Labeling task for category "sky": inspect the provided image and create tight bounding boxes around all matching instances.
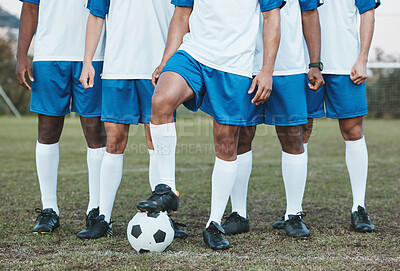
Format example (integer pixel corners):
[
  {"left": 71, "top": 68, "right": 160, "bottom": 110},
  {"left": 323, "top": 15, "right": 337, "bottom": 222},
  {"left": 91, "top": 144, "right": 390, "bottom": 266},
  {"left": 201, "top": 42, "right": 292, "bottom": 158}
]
[{"left": 1, "top": 0, "right": 399, "bottom": 60}]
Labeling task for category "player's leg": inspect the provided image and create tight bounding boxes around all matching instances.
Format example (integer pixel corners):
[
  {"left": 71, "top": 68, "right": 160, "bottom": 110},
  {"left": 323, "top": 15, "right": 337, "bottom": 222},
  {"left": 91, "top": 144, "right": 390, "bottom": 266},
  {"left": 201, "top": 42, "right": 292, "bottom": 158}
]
[
  {"left": 80, "top": 116, "right": 106, "bottom": 219},
  {"left": 138, "top": 79, "right": 188, "bottom": 239},
  {"left": 34, "top": 114, "right": 65, "bottom": 233},
  {"left": 203, "top": 121, "right": 240, "bottom": 250},
  {"left": 324, "top": 75, "right": 374, "bottom": 232},
  {"left": 31, "top": 61, "right": 73, "bottom": 233},
  {"left": 136, "top": 52, "right": 200, "bottom": 214},
  {"left": 222, "top": 126, "right": 256, "bottom": 235}
]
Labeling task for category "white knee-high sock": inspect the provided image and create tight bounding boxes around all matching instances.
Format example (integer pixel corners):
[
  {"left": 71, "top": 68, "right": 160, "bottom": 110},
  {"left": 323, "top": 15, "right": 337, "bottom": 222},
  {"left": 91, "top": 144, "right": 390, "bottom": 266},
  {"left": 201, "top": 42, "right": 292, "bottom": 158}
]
[
  {"left": 36, "top": 141, "right": 60, "bottom": 215},
  {"left": 303, "top": 142, "right": 308, "bottom": 154},
  {"left": 345, "top": 137, "right": 368, "bottom": 212},
  {"left": 282, "top": 151, "right": 307, "bottom": 220},
  {"left": 149, "top": 123, "right": 176, "bottom": 192},
  {"left": 99, "top": 152, "right": 124, "bottom": 223},
  {"left": 207, "top": 157, "right": 238, "bottom": 227},
  {"left": 148, "top": 149, "right": 160, "bottom": 191},
  {"left": 230, "top": 151, "right": 252, "bottom": 218},
  {"left": 86, "top": 147, "right": 105, "bottom": 214}
]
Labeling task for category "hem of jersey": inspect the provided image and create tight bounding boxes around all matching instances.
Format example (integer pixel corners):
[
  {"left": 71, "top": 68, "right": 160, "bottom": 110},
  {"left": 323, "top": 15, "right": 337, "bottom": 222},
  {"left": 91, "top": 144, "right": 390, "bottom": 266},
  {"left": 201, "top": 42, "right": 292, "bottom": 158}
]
[
  {"left": 30, "top": 108, "right": 70, "bottom": 117},
  {"left": 101, "top": 74, "right": 152, "bottom": 80},
  {"left": 101, "top": 117, "right": 140, "bottom": 125},
  {"left": 263, "top": 120, "right": 308, "bottom": 126},
  {"left": 33, "top": 57, "right": 104, "bottom": 62},
  {"left": 326, "top": 110, "right": 368, "bottom": 119},
  {"left": 322, "top": 70, "right": 351, "bottom": 75},
  {"left": 180, "top": 50, "right": 252, "bottom": 78},
  {"left": 253, "top": 69, "right": 307, "bottom": 77}
]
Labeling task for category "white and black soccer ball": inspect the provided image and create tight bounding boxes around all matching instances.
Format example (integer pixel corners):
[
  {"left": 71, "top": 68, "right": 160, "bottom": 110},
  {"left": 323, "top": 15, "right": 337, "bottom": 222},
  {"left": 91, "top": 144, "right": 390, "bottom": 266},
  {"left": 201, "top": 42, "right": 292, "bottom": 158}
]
[{"left": 127, "top": 212, "right": 174, "bottom": 253}]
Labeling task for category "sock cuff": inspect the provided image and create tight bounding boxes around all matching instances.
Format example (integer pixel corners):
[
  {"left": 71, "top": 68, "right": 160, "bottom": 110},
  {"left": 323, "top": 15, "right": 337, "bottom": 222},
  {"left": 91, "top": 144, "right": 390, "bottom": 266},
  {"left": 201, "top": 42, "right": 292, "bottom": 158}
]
[
  {"left": 148, "top": 149, "right": 155, "bottom": 155},
  {"left": 104, "top": 151, "right": 124, "bottom": 159},
  {"left": 237, "top": 150, "right": 252, "bottom": 163},
  {"left": 215, "top": 157, "right": 238, "bottom": 172},
  {"left": 36, "top": 141, "right": 59, "bottom": 155},
  {"left": 282, "top": 151, "right": 307, "bottom": 164},
  {"left": 150, "top": 122, "right": 176, "bottom": 136},
  {"left": 345, "top": 136, "right": 366, "bottom": 150},
  {"left": 87, "top": 146, "right": 106, "bottom": 156}
]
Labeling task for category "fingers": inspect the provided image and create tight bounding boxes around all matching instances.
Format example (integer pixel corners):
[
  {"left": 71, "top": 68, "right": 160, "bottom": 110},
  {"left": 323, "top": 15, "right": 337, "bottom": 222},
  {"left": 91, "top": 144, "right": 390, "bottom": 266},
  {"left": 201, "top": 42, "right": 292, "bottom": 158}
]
[
  {"left": 17, "top": 69, "right": 31, "bottom": 90},
  {"left": 152, "top": 68, "right": 160, "bottom": 87},
  {"left": 80, "top": 74, "right": 90, "bottom": 89},
  {"left": 353, "top": 76, "right": 367, "bottom": 85},
  {"left": 27, "top": 66, "right": 34, "bottom": 82},
  {"left": 248, "top": 79, "right": 257, "bottom": 94},
  {"left": 251, "top": 85, "right": 263, "bottom": 104},
  {"left": 88, "top": 74, "right": 95, "bottom": 88}
]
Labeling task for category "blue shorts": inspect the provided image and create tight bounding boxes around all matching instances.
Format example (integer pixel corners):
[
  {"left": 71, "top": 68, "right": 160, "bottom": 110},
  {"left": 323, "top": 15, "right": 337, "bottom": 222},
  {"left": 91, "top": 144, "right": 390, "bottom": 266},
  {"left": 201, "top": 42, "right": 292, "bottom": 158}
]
[
  {"left": 162, "top": 50, "right": 263, "bottom": 126},
  {"left": 31, "top": 61, "right": 103, "bottom": 117},
  {"left": 307, "top": 74, "right": 368, "bottom": 119},
  {"left": 263, "top": 74, "right": 308, "bottom": 126},
  {"left": 101, "top": 79, "right": 153, "bottom": 125}
]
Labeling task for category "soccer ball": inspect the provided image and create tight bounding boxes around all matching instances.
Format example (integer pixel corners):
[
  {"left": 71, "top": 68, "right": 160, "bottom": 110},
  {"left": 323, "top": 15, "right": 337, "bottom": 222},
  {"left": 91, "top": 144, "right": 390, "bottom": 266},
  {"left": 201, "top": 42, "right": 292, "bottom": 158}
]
[{"left": 127, "top": 212, "right": 174, "bottom": 253}]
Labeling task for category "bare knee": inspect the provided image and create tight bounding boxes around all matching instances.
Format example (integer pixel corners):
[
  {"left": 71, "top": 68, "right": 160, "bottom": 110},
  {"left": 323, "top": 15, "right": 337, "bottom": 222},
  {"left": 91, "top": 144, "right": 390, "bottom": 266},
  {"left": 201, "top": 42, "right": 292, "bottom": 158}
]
[
  {"left": 237, "top": 126, "right": 256, "bottom": 155},
  {"left": 276, "top": 125, "right": 304, "bottom": 154},
  {"left": 38, "top": 115, "right": 64, "bottom": 144},
  {"left": 302, "top": 118, "right": 314, "bottom": 143},
  {"left": 81, "top": 117, "right": 106, "bottom": 148},
  {"left": 151, "top": 92, "right": 176, "bottom": 124},
  {"left": 339, "top": 117, "right": 363, "bottom": 141},
  {"left": 105, "top": 124, "right": 129, "bottom": 154},
  {"left": 214, "top": 124, "right": 240, "bottom": 161}
]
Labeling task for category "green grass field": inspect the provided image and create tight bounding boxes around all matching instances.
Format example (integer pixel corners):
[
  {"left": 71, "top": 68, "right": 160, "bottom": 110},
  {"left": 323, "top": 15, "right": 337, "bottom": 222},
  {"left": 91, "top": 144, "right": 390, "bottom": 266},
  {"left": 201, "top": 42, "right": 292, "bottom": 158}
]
[{"left": 0, "top": 116, "right": 399, "bottom": 270}]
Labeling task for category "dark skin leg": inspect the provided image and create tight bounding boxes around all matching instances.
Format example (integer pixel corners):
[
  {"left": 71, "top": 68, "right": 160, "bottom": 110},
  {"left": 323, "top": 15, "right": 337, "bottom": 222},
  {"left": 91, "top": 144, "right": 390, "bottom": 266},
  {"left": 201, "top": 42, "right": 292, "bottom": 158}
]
[
  {"left": 237, "top": 126, "right": 256, "bottom": 155},
  {"left": 275, "top": 125, "right": 304, "bottom": 154},
  {"left": 80, "top": 116, "right": 106, "bottom": 149},
  {"left": 144, "top": 123, "right": 154, "bottom": 150},
  {"left": 151, "top": 71, "right": 195, "bottom": 125},
  {"left": 339, "top": 116, "right": 364, "bottom": 141},
  {"left": 37, "top": 114, "right": 65, "bottom": 144},
  {"left": 104, "top": 122, "right": 130, "bottom": 154},
  {"left": 302, "top": 118, "right": 314, "bottom": 144},
  {"left": 213, "top": 120, "right": 240, "bottom": 161}
]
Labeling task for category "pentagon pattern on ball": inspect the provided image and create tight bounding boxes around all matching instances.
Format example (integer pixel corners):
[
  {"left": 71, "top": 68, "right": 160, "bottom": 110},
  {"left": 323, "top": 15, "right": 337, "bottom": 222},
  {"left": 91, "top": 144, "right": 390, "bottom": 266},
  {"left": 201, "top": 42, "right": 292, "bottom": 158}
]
[
  {"left": 131, "top": 225, "right": 142, "bottom": 238},
  {"left": 147, "top": 213, "right": 160, "bottom": 218},
  {"left": 153, "top": 230, "right": 167, "bottom": 243},
  {"left": 139, "top": 249, "right": 150, "bottom": 253}
]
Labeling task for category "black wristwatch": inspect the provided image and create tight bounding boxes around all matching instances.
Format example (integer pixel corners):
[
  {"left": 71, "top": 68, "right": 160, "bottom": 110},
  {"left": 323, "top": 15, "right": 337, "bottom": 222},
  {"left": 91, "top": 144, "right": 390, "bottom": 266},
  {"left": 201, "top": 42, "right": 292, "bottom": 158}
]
[{"left": 309, "top": 62, "right": 324, "bottom": 71}]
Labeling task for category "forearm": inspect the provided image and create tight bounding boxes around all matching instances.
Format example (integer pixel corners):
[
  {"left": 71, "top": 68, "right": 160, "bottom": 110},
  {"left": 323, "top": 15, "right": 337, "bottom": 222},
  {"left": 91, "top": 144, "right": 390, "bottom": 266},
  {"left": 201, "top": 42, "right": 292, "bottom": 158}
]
[
  {"left": 17, "top": 3, "right": 38, "bottom": 59},
  {"left": 83, "top": 14, "right": 104, "bottom": 65},
  {"left": 261, "top": 9, "right": 281, "bottom": 74},
  {"left": 160, "top": 7, "right": 192, "bottom": 65},
  {"left": 358, "top": 9, "right": 375, "bottom": 63},
  {"left": 302, "top": 9, "right": 321, "bottom": 63}
]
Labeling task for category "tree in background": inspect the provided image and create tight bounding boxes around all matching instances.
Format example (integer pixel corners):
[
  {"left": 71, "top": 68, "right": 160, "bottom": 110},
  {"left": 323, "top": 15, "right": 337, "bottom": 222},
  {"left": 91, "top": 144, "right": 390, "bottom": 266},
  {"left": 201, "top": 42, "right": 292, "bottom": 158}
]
[{"left": 0, "top": 37, "right": 31, "bottom": 115}]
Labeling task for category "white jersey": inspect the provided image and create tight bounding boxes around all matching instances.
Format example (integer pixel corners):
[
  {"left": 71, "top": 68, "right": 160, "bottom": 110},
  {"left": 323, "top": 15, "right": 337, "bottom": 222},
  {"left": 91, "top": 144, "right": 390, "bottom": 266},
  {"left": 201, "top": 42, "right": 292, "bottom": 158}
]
[
  {"left": 254, "top": 0, "right": 323, "bottom": 76},
  {"left": 318, "top": 0, "right": 381, "bottom": 75},
  {"left": 89, "top": 0, "right": 174, "bottom": 79},
  {"left": 173, "top": 0, "right": 283, "bottom": 78},
  {"left": 24, "top": 0, "right": 105, "bottom": 62}
]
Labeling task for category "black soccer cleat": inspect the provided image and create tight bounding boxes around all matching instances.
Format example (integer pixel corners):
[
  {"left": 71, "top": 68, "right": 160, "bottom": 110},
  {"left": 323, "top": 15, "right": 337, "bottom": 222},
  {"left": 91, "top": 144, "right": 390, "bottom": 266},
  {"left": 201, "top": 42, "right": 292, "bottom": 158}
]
[
  {"left": 33, "top": 208, "right": 60, "bottom": 234},
  {"left": 76, "top": 207, "right": 100, "bottom": 238},
  {"left": 170, "top": 218, "right": 188, "bottom": 239},
  {"left": 136, "top": 184, "right": 179, "bottom": 214},
  {"left": 272, "top": 215, "right": 285, "bottom": 229},
  {"left": 221, "top": 212, "right": 249, "bottom": 235},
  {"left": 284, "top": 212, "right": 310, "bottom": 238},
  {"left": 76, "top": 214, "right": 113, "bottom": 240},
  {"left": 351, "top": 206, "right": 375, "bottom": 233},
  {"left": 203, "top": 221, "right": 230, "bottom": 250}
]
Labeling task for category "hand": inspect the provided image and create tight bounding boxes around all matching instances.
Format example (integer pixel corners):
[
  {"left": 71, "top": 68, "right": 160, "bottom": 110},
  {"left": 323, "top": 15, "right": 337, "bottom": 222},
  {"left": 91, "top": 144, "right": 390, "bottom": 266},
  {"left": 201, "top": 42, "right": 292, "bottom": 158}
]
[
  {"left": 79, "top": 62, "right": 95, "bottom": 89},
  {"left": 248, "top": 68, "right": 273, "bottom": 105},
  {"left": 350, "top": 59, "right": 368, "bottom": 85},
  {"left": 152, "top": 62, "right": 166, "bottom": 87},
  {"left": 16, "top": 55, "right": 34, "bottom": 90},
  {"left": 307, "top": 67, "right": 325, "bottom": 91}
]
